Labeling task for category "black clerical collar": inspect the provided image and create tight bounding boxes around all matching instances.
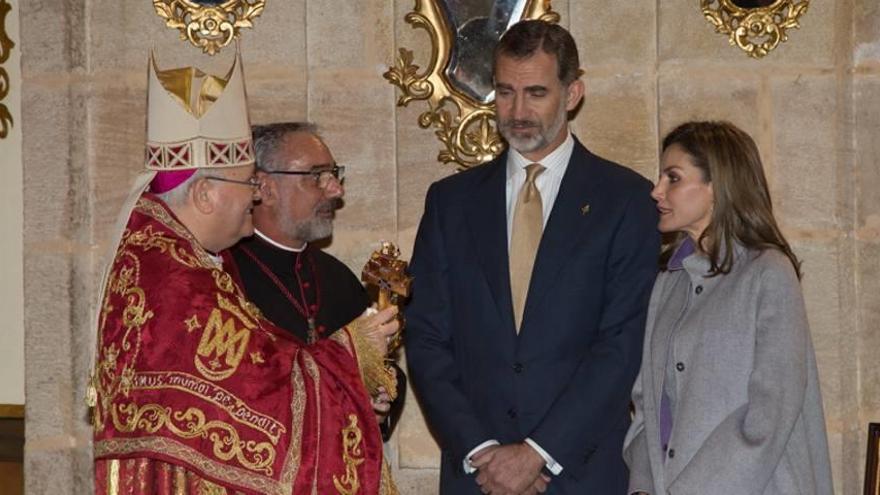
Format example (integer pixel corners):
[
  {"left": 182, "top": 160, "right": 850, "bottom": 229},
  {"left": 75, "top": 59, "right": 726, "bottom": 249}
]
[{"left": 254, "top": 229, "right": 307, "bottom": 253}]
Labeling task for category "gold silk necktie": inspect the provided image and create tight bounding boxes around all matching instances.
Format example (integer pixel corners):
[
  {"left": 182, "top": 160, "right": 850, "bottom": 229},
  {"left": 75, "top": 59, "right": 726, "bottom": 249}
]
[{"left": 509, "top": 163, "right": 545, "bottom": 333}]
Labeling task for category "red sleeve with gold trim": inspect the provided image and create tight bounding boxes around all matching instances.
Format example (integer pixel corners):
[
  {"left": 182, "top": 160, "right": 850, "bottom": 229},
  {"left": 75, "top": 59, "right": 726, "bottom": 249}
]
[{"left": 91, "top": 196, "right": 383, "bottom": 495}]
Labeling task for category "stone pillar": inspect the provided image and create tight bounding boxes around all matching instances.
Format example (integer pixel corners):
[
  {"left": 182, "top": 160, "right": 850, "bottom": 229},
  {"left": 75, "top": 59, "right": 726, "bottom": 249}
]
[{"left": 855, "top": 0, "right": 880, "bottom": 489}]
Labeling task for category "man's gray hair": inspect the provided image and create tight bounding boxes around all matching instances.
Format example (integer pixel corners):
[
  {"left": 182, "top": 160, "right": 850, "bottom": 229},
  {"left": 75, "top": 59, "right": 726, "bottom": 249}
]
[
  {"left": 154, "top": 168, "right": 211, "bottom": 207},
  {"left": 252, "top": 122, "right": 319, "bottom": 172}
]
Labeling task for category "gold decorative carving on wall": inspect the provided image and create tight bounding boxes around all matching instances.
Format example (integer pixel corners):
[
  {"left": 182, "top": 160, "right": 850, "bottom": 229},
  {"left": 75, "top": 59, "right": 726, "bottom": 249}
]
[
  {"left": 152, "top": 0, "right": 266, "bottom": 55},
  {"left": 384, "top": 1, "right": 558, "bottom": 170},
  {"left": 0, "top": 0, "right": 14, "bottom": 139},
  {"left": 702, "top": 0, "right": 809, "bottom": 59}
]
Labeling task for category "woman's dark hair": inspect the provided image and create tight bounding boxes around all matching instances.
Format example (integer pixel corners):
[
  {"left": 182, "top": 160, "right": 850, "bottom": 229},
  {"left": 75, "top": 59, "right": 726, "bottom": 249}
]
[{"left": 661, "top": 121, "right": 801, "bottom": 278}]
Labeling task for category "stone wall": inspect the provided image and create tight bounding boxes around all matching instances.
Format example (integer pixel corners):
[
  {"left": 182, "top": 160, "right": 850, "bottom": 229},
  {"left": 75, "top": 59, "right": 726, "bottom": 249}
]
[{"left": 20, "top": 0, "right": 879, "bottom": 493}]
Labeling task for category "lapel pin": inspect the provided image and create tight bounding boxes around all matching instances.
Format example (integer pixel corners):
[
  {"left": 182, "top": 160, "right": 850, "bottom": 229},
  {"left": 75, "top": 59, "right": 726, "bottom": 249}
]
[{"left": 581, "top": 203, "right": 591, "bottom": 215}]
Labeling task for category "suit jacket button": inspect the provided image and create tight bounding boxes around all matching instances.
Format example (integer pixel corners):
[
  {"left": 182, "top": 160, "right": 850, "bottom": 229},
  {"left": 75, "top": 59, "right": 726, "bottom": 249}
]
[
  {"left": 668, "top": 448, "right": 675, "bottom": 458},
  {"left": 695, "top": 285, "right": 703, "bottom": 294},
  {"left": 513, "top": 363, "right": 523, "bottom": 373},
  {"left": 676, "top": 362, "right": 685, "bottom": 372},
  {"left": 507, "top": 408, "right": 517, "bottom": 419}
]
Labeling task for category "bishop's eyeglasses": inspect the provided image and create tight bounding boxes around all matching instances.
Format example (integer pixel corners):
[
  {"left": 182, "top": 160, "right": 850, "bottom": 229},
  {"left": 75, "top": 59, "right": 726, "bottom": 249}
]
[
  {"left": 204, "top": 175, "right": 262, "bottom": 192},
  {"left": 260, "top": 164, "right": 346, "bottom": 189}
]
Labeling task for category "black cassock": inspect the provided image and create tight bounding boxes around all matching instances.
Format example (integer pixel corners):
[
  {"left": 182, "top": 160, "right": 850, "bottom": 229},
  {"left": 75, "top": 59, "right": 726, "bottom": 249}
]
[{"left": 226, "top": 234, "right": 406, "bottom": 440}]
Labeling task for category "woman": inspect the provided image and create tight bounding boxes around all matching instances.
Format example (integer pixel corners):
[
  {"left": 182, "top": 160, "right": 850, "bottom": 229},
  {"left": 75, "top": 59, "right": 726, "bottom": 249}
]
[{"left": 623, "top": 121, "right": 833, "bottom": 494}]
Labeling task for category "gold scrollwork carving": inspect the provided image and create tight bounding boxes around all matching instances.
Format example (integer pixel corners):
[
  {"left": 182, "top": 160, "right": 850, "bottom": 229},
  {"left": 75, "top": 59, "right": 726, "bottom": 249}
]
[
  {"left": 332, "top": 414, "right": 365, "bottom": 495},
  {"left": 111, "top": 402, "right": 276, "bottom": 475},
  {"left": 152, "top": 0, "right": 266, "bottom": 56},
  {"left": 0, "top": 0, "right": 15, "bottom": 139},
  {"left": 702, "top": 0, "right": 810, "bottom": 59},
  {"left": 384, "top": 0, "right": 558, "bottom": 170}
]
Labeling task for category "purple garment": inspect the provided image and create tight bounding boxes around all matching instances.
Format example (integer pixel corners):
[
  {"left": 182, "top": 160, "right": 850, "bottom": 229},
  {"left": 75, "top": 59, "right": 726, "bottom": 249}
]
[
  {"left": 667, "top": 237, "right": 696, "bottom": 271},
  {"left": 659, "top": 390, "right": 673, "bottom": 452}
]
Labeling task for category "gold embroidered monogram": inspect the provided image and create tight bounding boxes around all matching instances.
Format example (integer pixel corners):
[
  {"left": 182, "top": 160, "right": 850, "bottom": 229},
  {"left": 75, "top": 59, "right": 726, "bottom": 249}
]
[{"left": 195, "top": 305, "right": 254, "bottom": 381}]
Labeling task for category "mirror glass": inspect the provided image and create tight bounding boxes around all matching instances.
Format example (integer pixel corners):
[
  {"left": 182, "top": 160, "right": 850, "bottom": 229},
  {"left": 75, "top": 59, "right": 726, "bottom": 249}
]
[
  {"left": 191, "top": 0, "right": 226, "bottom": 5},
  {"left": 440, "top": 0, "right": 527, "bottom": 103},
  {"left": 730, "top": 0, "right": 777, "bottom": 8}
]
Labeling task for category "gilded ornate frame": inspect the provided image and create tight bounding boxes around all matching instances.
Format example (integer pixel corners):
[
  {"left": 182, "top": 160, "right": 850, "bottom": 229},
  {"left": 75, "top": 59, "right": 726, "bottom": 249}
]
[
  {"left": 0, "top": 0, "right": 14, "bottom": 139},
  {"left": 384, "top": 1, "right": 558, "bottom": 170},
  {"left": 702, "top": 0, "right": 809, "bottom": 59},
  {"left": 152, "top": 0, "right": 266, "bottom": 55}
]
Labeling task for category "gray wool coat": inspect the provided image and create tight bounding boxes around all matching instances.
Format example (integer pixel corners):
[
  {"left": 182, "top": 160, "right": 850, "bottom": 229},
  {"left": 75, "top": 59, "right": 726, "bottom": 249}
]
[{"left": 623, "top": 242, "right": 833, "bottom": 495}]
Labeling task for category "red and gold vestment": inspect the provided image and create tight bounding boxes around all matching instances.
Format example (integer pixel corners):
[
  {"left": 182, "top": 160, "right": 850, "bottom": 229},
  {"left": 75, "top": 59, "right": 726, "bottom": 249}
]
[{"left": 90, "top": 194, "right": 392, "bottom": 494}]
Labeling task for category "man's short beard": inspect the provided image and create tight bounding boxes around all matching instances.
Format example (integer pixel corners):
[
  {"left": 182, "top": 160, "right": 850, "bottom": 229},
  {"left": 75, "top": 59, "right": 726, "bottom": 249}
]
[
  {"left": 276, "top": 197, "right": 337, "bottom": 243},
  {"left": 293, "top": 217, "right": 333, "bottom": 243},
  {"left": 498, "top": 99, "right": 569, "bottom": 155}
]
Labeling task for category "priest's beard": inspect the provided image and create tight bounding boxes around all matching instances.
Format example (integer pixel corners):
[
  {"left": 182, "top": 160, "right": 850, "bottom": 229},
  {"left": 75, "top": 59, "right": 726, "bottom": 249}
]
[{"left": 278, "top": 198, "right": 337, "bottom": 243}]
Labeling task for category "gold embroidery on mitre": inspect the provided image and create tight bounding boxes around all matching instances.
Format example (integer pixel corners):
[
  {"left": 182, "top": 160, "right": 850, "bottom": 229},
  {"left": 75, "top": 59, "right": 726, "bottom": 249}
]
[{"left": 333, "top": 414, "right": 365, "bottom": 495}]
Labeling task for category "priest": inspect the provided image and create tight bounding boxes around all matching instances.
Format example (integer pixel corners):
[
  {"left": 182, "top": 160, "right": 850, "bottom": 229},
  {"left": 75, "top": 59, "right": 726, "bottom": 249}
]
[
  {"left": 88, "top": 52, "right": 398, "bottom": 495},
  {"left": 223, "top": 122, "right": 406, "bottom": 440}
]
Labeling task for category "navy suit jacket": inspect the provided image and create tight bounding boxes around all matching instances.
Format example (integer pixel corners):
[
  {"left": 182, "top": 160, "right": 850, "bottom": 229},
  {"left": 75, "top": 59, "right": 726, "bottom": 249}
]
[{"left": 405, "top": 139, "right": 660, "bottom": 493}]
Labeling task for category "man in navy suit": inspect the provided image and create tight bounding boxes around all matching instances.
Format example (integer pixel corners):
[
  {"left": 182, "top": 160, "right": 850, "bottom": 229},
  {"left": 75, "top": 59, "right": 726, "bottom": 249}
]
[{"left": 406, "top": 20, "right": 660, "bottom": 494}]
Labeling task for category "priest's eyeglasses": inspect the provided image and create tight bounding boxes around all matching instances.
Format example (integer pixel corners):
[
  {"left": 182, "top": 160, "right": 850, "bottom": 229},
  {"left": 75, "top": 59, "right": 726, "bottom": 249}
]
[
  {"left": 204, "top": 175, "right": 262, "bottom": 192},
  {"left": 262, "top": 165, "right": 346, "bottom": 189}
]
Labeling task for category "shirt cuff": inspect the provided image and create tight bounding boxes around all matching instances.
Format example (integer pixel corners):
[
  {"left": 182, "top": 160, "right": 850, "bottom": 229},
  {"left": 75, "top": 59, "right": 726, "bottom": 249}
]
[
  {"left": 524, "top": 438, "right": 564, "bottom": 476},
  {"left": 462, "top": 440, "right": 501, "bottom": 474}
]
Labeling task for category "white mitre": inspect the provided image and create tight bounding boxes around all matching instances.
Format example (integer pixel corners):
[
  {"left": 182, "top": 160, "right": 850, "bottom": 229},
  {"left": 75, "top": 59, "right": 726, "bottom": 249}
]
[{"left": 145, "top": 50, "right": 254, "bottom": 174}]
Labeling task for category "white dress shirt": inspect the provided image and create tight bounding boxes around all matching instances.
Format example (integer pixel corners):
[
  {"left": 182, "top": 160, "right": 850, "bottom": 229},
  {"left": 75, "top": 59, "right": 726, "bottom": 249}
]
[
  {"left": 505, "top": 131, "right": 574, "bottom": 246},
  {"left": 463, "top": 132, "right": 574, "bottom": 477}
]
